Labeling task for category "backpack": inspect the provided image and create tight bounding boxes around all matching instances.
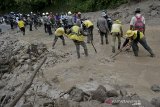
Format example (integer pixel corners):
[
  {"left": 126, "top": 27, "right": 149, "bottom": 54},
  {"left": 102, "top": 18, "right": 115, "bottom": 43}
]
[{"left": 134, "top": 15, "right": 144, "bottom": 32}]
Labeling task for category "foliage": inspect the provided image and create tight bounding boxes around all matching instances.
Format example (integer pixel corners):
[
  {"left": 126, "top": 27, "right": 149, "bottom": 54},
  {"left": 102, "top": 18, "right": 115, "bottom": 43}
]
[{"left": 0, "top": 0, "right": 137, "bottom": 13}]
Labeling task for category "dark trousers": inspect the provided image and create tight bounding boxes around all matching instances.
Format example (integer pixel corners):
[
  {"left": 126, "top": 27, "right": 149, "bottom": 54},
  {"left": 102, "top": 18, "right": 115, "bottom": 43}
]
[
  {"left": 73, "top": 40, "right": 88, "bottom": 58},
  {"left": 29, "top": 24, "right": 32, "bottom": 31},
  {"left": 87, "top": 26, "right": 94, "bottom": 43},
  {"left": 44, "top": 23, "right": 47, "bottom": 33},
  {"left": 52, "top": 36, "right": 65, "bottom": 47},
  {"left": 47, "top": 24, "right": 52, "bottom": 35},
  {"left": 132, "top": 38, "right": 154, "bottom": 56},
  {"left": 100, "top": 31, "right": 108, "bottom": 45},
  {"left": 20, "top": 27, "right": 25, "bottom": 35}
]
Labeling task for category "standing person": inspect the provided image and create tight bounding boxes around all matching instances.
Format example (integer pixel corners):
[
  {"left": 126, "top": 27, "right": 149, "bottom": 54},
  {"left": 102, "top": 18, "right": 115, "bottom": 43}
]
[
  {"left": 76, "top": 12, "right": 82, "bottom": 28},
  {"left": 27, "top": 14, "right": 33, "bottom": 31},
  {"left": 67, "top": 25, "right": 88, "bottom": 59},
  {"left": 102, "top": 10, "right": 113, "bottom": 32},
  {"left": 111, "top": 20, "right": 123, "bottom": 53},
  {"left": 82, "top": 19, "right": 94, "bottom": 43},
  {"left": 55, "top": 13, "right": 61, "bottom": 28},
  {"left": 97, "top": 12, "right": 110, "bottom": 45},
  {"left": 46, "top": 12, "right": 52, "bottom": 35},
  {"left": 52, "top": 26, "right": 66, "bottom": 48},
  {"left": 33, "top": 14, "right": 38, "bottom": 30},
  {"left": 130, "top": 8, "right": 145, "bottom": 34},
  {"left": 66, "top": 11, "right": 74, "bottom": 29},
  {"left": 18, "top": 18, "right": 25, "bottom": 35},
  {"left": 42, "top": 13, "right": 48, "bottom": 33},
  {"left": 123, "top": 30, "right": 155, "bottom": 57}
]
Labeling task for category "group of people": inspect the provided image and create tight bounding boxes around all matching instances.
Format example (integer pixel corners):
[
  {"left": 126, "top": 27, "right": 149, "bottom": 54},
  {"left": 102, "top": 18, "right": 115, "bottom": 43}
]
[
  {"left": 6, "top": 8, "right": 155, "bottom": 59},
  {"left": 52, "top": 8, "right": 155, "bottom": 58}
]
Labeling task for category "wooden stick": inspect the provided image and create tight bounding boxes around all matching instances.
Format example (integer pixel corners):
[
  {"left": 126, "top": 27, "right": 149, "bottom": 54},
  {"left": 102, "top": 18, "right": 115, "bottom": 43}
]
[{"left": 5, "top": 57, "right": 47, "bottom": 107}]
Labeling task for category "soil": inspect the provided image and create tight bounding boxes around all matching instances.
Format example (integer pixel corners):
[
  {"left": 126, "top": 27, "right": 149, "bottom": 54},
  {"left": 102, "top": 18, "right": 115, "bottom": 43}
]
[{"left": 0, "top": 0, "right": 160, "bottom": 106}]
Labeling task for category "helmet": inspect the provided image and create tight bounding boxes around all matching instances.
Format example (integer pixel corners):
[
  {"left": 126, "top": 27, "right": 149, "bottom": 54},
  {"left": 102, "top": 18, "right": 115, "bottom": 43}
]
[
  {"left": 78, "top": 12, "right": 81, "bottom": 14},
  {"left": 101, "top": 12, "right": 106, "bottom": 17},
  {"left": 68, "top": 11, "right": 72, "bottom": 15},
  {"left": 42, "top": 13, "right": 45, "bottom": 15},
  {"left": 125, "top": 30, "right": 134, "bottom": 38},
  {"left": 46, "top": 12, "right": 49, "bottom": 15},
  {"left": 27, "top": 14, "right": 30, "bottom": 17}
]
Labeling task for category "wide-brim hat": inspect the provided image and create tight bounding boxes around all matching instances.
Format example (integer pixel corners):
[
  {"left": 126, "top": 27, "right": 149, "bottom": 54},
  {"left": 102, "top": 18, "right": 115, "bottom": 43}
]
[
  {"left": 135, "top": 8, "right": 141, "bottom": 13},
  {"left": 114, "top": 20, "right": 121, "bottom": 24},
  {"left": 125, "top": 30, "right": 134, "bottom": 37}
]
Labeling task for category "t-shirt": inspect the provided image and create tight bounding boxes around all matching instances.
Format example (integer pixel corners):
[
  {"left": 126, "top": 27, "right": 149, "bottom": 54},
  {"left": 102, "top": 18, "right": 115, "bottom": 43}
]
[
  {"left": 55, "top": 27, "right": 65, "bottom": 36},
  {"left": 111, "top": 23, "right": 122, "bottom": 33},
  {"left": 18, "top": 20, "right": 24, "bottom": 28}
]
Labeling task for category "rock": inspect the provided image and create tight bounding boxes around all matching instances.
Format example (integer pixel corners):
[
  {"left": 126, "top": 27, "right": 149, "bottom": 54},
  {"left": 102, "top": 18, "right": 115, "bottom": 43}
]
[
  {"left": 107, "top": 90, "right": 118, "bottom": 97},
  {"left": 90, "top": 85, "right": 107, "bottom": 103},
  {"left": 151, "top": 10, "right": 158, "bottom": 16},
  {"left": 68, "top": 87, "right": 85, "bottom": 102},
  {"left": 54, "top": 98, "right": 70, "bottom": 107},
  {"left": 51, "top": 76, "right": 60, "bottom": 83},
  {"left": 80, "top": 100, "right": 101, "bottom": 107},
  {"left": 151, "top": 84, "right": 160, "bottom": 92},
  {"left": 151, "top": 97, "right": 160, "bottom": 107},
  {"left": 0, "top": 81, "right": 6, "bottom": 89},
  {"left": 21, "top": 54, "right": 29, "bottom": 60},
  {"left": 21, "top": 102, "right": 33, "bottom": 107},
  {"left": 68, "top": 100, "right": 80, "bottom": 107},
  {"left": 119, "top": 89, "right": 127, "bottom": 97}
]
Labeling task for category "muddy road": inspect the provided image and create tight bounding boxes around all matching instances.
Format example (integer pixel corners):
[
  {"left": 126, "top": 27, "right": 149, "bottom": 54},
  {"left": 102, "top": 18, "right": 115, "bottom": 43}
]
[{"left": 15, "top": 23, "right": 160, "bottom": 101}]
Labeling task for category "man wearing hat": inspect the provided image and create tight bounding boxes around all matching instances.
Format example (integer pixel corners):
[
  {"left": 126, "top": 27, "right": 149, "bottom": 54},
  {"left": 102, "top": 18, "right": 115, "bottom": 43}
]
[
  {"left": 123, "top": 30, "right": 155, "bottom": 57},
  {"left": 130, "top": 8, "right": 145, "bottom": 34},
  {"left": 97, "top": 12, "right": 110, "bottom": 45},
  {"left": 111, "top": 20, "right": 123, "bottom": 53}
]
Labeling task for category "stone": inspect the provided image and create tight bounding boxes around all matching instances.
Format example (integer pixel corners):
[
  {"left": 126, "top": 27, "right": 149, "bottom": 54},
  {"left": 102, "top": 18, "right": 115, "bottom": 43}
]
[
  {"left": 107, "top": 90, "right": 118, "bottom": 97},
  {"left": 151, "top": 97, "right": 160, "bottom": 107},
  {"left": 90, "top": 85, "right": 107, "bottom": 103},
  {"left": 119, "top": 89, "right": 127, "bottom": 97},
  {"left": 151, "top": 10, "right": 158, "bottom": 16},
  {"left": 0, "top": 81, "right": 6, "bottom": 89},
  {"left": 21, "top": 102, "right": 33, "bottom": 107},
  {"left": 151, "top": 84, "right": 160, "bottom": 92}
]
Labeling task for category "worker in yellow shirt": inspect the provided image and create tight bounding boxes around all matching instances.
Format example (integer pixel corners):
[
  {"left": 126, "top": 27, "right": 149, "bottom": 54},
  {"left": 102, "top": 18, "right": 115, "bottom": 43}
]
[
  {"left": 18, "top": 18, "right": 25, "bottom": 35},
  {"left": 67, "top": 25, "right": 88, "bottom": 58},
  {"left": 52, "top": 27, "right": 66, "bottom": 48},
  {"left": 82, "top": 19, "right": 94, "bottom": 43},
  {"left": 111, "top": 20, "right": 123, "bottom": 53},
  {"left": 123, "top": 30, "right": 155, "bottom": 57}
]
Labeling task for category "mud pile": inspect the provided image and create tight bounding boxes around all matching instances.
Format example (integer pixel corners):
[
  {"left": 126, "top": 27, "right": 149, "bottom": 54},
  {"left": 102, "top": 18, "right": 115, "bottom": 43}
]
[
  {"left": 0, "top": 33, "right": 71, "bottom": 107},
  {"left": 44, "top": 85, "right": 158, "bottom": 107}
]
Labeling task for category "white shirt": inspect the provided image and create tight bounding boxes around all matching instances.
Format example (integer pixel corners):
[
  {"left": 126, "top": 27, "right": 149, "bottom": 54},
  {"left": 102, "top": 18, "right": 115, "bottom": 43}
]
[{"left": 130, "top": 13, "right": 145, "bottom": 26}]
